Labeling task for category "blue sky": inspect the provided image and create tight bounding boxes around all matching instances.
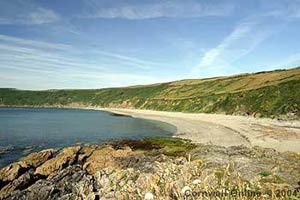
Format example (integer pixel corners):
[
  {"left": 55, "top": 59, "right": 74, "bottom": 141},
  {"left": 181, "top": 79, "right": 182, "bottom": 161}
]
[{"left": 0, "top": 0, "right": 300, "bottom": 89}]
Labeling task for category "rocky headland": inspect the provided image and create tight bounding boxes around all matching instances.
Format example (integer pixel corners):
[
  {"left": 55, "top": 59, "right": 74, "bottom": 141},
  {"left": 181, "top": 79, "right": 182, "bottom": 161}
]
[{"left": 0, "top": 137, "right": 299, "bottom": 200}]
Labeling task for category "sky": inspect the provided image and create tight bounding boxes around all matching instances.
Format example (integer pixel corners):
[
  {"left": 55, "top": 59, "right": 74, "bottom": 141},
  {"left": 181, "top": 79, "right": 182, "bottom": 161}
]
[{"left": 0, "top": 0, "right": 300, "bottom": 90}]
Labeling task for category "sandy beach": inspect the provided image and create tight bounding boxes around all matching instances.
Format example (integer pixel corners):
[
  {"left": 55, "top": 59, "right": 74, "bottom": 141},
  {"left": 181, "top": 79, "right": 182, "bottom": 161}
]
[{"left": 99, "top": 108, "right": 300, "bottom": 153}]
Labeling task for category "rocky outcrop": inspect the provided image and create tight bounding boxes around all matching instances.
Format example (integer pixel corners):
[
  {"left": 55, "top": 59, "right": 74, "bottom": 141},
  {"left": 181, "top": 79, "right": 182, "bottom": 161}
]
[
  {"left": 0, "top": 139, "right": 299, "bottom": 200},
  {"left": 35, "top": 146, "right": 80, "bottom": 176},
  {"left": 0, "top": 169, "right": 35, "bottom": 199},
  {"left": 0, "top": 149, "right": 56, "bottom": 199},
  {"left": 22, "top": 149, "right": 56, "bottom": 168},
  {"left": 0, "top": 162, "right": 29, "bottom": 184},
  {"left": 83, "top": 146, "right": 137, "bottom": 174},
  {"left": 9, "top": 165, "right": 96, "bottom": 200},
  {"left": 0, "top": 148, "right": 55, "bottom": 189}
]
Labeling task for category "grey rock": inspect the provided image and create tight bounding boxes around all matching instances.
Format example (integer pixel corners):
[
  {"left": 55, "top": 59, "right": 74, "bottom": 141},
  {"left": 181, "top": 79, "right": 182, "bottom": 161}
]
[
  {"left": 9, "top": 165, "right": 97, "bottom": 200},
  {"left": 0, "top": 169, "right": 36, "bottom": 199}
]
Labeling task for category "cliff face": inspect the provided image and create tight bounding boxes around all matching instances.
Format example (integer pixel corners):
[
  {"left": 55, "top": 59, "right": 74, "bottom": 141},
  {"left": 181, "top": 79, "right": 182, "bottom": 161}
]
[
  {"left": 0, "top": 138, "right": 299, "bottom": 199},
  {"left": 1, "top": 68, "right": 300, "bottom": 118}
]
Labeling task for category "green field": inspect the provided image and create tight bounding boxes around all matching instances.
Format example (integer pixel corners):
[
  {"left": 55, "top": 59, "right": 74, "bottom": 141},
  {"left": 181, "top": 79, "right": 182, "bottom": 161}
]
[{"left": 1, "top": 67, "right": 299, "bottom": 118}]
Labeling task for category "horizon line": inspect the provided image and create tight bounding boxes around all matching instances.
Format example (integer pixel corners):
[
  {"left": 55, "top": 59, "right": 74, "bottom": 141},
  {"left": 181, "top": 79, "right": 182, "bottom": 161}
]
[{"left": 1, "top": 66, "right": 299, "bottom": 91}]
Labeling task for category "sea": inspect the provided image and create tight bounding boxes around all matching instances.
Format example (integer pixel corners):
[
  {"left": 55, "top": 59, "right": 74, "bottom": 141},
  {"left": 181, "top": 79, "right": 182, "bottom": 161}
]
[{"left": 0, "top": 107, "right": 176, "bottom": 167}]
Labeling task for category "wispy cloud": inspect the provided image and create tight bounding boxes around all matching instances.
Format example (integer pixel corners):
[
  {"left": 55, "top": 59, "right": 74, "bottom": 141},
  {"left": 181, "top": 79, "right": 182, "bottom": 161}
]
[
  {"left": 1, "top": 1, "right": 299, "bottom": 89},
  {"left": 265, "top": 53, "right": 300, "bottom": 69},
  {"left": 190, "top": 16, "right": 281, "bottom": 76},
  {"left": 82, "top": 0, "right": 234, "bottom": 19},
  {"left": 93, "top": 50, "right": 170, "bottom": 69},
  {"left": 25, "top": 8, "right": 59, "bottom": 25},
  {"left": 199, "top": 20, "right": 257, "bottom": 66},
  {"left": 0, "top": 35, "right": 170, "bottom": 89},
  {"left": 0, "top": 1, "right": 59, "bottom": 25},
  {"left": 0, "top": 34, "right": 165, "bottom": 71},
  {"left": 261, "top": 0, "right": 300, "bottom": 19},
  {"left": 0, "top": 35, "right": 70, "bottom": 50},
  {"left": 281, "top": 53, "right": 300, "bottom": 66}
]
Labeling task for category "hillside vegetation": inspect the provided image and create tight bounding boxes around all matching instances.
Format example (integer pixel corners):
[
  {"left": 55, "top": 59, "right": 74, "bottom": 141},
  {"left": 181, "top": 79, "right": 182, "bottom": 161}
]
[{"left": 1, "top": 67, "right": 300, "bottom": 118}]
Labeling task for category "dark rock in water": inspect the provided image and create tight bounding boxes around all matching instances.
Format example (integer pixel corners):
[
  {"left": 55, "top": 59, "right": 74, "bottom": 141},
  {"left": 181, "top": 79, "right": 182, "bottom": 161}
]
[
  {"left": 0, "top": 146, "right": 14, "bottom": 155},
  {"left": 21, "top": 146, "right": 36, "bottom": 156},
  {"left": 0, "top": 146, "right": 13, "bottom": 163},
  {"left": 109, "top": 112, "right": 131, "bottom": 117}
]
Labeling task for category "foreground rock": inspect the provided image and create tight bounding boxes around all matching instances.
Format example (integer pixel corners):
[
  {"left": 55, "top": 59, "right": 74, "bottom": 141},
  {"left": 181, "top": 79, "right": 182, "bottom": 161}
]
[
  {"left": 0, "top": 149, "right": 56, "bottom": 199},
  {"left": 35, "top": 146, "right": 80, "bottom": 176},
  {"left": 22, "top": 149, "right": 56, "bottom": 168},
  {"left": 0, "top": 138, "right": 299, "bottom": 199}
]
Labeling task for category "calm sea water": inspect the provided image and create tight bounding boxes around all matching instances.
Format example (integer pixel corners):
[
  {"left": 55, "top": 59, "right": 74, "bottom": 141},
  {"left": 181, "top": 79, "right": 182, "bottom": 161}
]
[{"left": 0, "top": 107, "right": 176, "bottom": 167}]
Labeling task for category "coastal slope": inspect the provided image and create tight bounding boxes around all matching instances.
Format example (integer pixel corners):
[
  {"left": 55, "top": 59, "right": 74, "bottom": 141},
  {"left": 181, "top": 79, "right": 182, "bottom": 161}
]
[{"left": 1, "top": 67, "right": 299, "bottom": 118}]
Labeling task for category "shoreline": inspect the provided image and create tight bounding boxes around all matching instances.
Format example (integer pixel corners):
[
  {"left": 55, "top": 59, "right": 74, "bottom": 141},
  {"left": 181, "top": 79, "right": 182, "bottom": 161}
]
[
  {"left": 1, "top": 105, "right": 300, "bottom": 153},
  {"left": 98, "top": 108, "right": 300, "bottom": 153}
]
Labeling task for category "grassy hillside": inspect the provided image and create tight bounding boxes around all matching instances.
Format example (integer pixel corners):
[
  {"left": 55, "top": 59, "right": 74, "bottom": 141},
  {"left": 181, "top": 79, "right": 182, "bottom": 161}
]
[{"left": 1, "top": 67, "right": 300, "bottom": 118}]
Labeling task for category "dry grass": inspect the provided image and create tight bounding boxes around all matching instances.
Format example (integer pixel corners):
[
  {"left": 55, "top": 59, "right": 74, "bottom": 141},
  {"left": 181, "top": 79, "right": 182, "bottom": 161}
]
[{"left": 157, "top": 68, "right": 300, "bottom": 100}]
